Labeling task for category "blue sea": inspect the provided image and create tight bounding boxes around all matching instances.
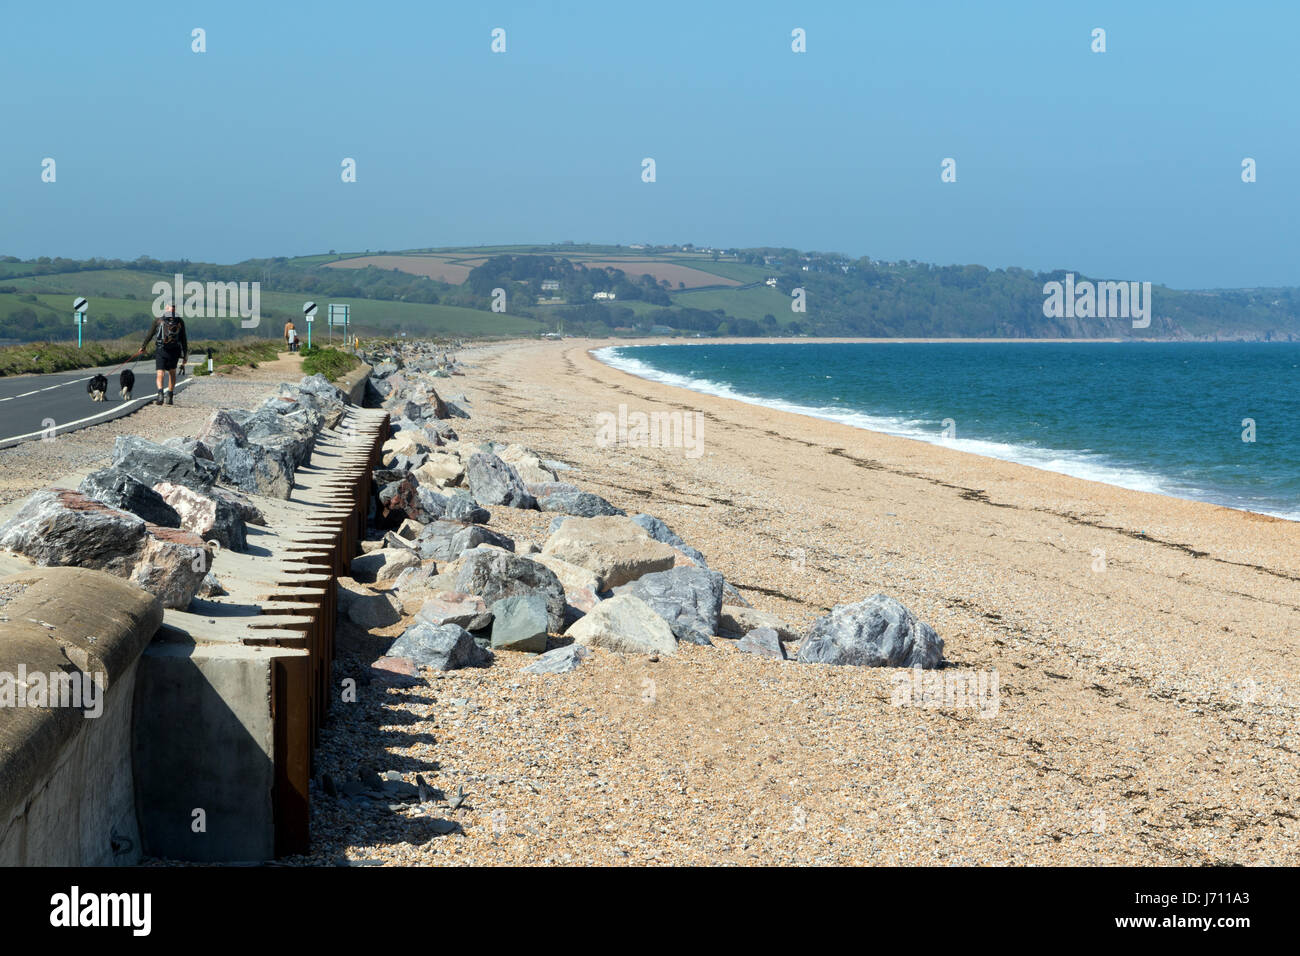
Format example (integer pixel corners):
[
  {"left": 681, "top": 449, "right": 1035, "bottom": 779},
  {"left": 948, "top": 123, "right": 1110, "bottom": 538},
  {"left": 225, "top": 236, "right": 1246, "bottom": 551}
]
[{"left": 597, "top": 342, "right": 1300, "bottom": 521}]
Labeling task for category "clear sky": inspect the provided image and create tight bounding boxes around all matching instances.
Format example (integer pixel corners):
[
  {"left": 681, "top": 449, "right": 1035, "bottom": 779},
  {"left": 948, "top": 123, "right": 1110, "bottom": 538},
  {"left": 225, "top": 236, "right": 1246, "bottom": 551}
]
[{"left": 2, "top": 0, "right": 1294, "bottom": 289}]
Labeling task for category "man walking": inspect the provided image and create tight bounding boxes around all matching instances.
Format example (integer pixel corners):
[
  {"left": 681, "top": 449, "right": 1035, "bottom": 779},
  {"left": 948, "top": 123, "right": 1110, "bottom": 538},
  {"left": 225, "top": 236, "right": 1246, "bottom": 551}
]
[{"left": 141, "top": 304, "right": 188, "bottom": 405}]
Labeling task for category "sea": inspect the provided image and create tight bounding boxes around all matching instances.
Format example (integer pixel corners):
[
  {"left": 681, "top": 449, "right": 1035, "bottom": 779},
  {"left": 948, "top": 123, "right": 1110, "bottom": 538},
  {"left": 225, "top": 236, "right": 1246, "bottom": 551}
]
[{"left": 595, "top": 342, "right": 1300, "bottom": 522}]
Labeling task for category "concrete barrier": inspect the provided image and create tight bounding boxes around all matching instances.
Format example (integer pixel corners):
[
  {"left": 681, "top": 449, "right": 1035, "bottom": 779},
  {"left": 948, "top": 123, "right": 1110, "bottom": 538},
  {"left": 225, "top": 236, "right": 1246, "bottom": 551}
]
[
  {"left": 0, "top": 567, "right": 164, "bottom": 866},
  {"left": 132, "top": 405, "right": 389, "bottom": 861},
  {"left": 0, "top": 367, "right": 390, "bottom": 864},
  {"left": 336, "top": 362, "right": 372, "bottom": 406}
]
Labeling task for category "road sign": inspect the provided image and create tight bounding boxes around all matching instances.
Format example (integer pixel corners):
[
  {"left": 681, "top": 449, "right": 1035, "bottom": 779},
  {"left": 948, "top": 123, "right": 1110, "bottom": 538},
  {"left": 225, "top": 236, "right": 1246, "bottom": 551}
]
[
  {"left": 303, "top": 301, "right": 317, "bottom": 321},
  {"left": 328, "top": 304, "right": 349, "bottom": 327},
  {"left": 73, "top": 300, "right": 87, "bottom": 348}
]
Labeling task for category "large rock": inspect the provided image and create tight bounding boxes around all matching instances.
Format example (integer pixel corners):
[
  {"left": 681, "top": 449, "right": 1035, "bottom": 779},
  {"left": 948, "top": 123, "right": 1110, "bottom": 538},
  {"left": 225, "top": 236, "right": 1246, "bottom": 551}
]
[
  {"left": 413, "top": 454, "right": 465, "bottom": 488},
  {"left": 208, "top": 436, "right": 295, "bottom": 500},
  {"left": 511, "top": 459, "right": 558, "bottom": 485},
  {"left": 237, "top": 405, "right": 317, "bottom": 468},
  {"left": 281, "top": 381, "right": 346, "bottom": 429},
  {"left": 163, "top": 436, "right": 214, "bottom": 461},
  {"left": 443, "top": 495, "right": 489, "bottom": 524},
  {"left": 416, "top": 592, "right": 492, "bottom": 630},
  {"left": 537, "top": 489, "right": 626, "bottom": 518},
  {"left": 377, "top": 478, "right": 427, "bottom": 527},
  {"left": 542, "top": 516, "right": 678, "bottom": 590},
  {"left": 130, "top": 527, "right": 209, "bottom": 609},
  {"left": 528, "top": 481, "right": 582, "bottom": 499},
  {"left": 499, "top": 445, "right": 558, "bottom": 484},
  {"left": 612, "top": 566, "right": 724, "bottom": 646},
  {"left": 208, "top": 486, "right": 267, "bottom": 526},
  {"left": 153, "top": 480, "right": 248, "bottom": 552},
  {"left": 796, "top": 594, "right": 944, "bottom": 669},
  {"left": 736, "top": 627, "right": 786, "bottom": 659},
  {"left": 453, "top": 550, "right": 565, "bottom": 633},
  {"left": 428, "top": 420, "right": 459, "bottom": 443},
  {"left": 338, "top": 580, "right": 403, "bottom": 629},
  {"left": 522, "top": 643, "right": 591, "bottom": 675},
  {"left": 198, "top": 409, "right": 249, "bottom": 447},
  {"left": 297, "top": 373, "right": 348, "bottom": 406},
  {"left": 631, "top": 513, "right": 707, "bottom": 566},
  {"left": 79, "top": 465, "right": 181, "bottom": 528},
  {"left": 0, "top": 488, "right": 145, "bottom": 574},
  {"left": 384, "top": 431, "right": 434, "bottom": 462},
  {"left": 565, "top": 594, "right": 677, "bottom": 656},
  {"left": 350, "top": 547, "right": 421, "bottom": 584},
  {"left": 466, "top": 453, "right": 536, "bottom": 510},
  {"left": 392, "top": 561, "right": 460, "bottom": 597},
  {"left": 0, "top": 489, "right": 207, "bottom": 609},
  {"left": 719, "top": 605, "right": 799, "bottom": 643},
  {"left": 386, "top": 622, "right": 492, "bottom": 671},
  {"left": 417, "top": 520, "right": 514, "bottom": 561},
  {"left": 389, "top": 451, "right": 430, "bottom": 476},
  {"left": 396, "top": 518, "right": 425, "bottom": 540},
  {"left": 489, "top": 594, "right": 550, "bottom": 652},
  {"left": 416, "top": 487, "right": 449, "bottom": 520},
  {"left": 529, "top": 553, "right": 601, "bottom": 597},
  {"left": 111, "top": 435, "right": 220, "bottom": 494}
]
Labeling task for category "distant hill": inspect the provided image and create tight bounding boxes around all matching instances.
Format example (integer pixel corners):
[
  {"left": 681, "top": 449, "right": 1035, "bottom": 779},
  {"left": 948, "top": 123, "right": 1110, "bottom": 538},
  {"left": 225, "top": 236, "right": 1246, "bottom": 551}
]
[{"left": 2, "top": 245, "right": 1297, "bottom": 343}]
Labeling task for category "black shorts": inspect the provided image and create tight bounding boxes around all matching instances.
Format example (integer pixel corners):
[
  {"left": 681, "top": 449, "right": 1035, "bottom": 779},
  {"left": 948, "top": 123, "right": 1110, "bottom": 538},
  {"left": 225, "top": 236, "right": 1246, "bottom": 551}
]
[{"left": 155, "top": 345, "right": 183, "bottom": 371}]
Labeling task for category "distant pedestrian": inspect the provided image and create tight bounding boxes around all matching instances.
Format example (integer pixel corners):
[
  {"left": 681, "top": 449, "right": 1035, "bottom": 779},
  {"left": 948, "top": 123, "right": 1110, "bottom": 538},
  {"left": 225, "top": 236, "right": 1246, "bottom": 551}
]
[
  {"left": 141, "top": 304, "right": 188, "bottom": 405},
  {"left": 284, "top": 320, "right": 299, "bottom": 352}
]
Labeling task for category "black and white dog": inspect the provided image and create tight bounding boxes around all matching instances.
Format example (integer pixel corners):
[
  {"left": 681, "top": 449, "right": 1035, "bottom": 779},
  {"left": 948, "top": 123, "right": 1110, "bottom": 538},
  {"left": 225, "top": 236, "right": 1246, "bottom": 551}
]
[
  {"left": 120, "top": 368, "right": 134, "bottom": 401},
  {"left": 87, "top": 373, "right": 108, "bottom": 402}
]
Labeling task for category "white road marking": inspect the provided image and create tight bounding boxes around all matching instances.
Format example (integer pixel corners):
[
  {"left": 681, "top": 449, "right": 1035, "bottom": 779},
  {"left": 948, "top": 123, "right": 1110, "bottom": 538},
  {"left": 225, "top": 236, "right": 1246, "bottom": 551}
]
[{"left": 0, "top": 377, "right": 198, "bottom": 448}]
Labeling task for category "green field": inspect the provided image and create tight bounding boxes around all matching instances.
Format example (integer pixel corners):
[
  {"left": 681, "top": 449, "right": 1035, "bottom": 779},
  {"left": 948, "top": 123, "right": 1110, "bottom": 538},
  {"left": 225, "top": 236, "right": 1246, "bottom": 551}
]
[
  {"left": 671, "top": 284, "right": 793, "bottom": 322},
  {"left": 3, "top": 268, "right": 170, "bottom": 298},
  {"left": 0, "top": 266, "right": 544, "bottom": 341},
  {"left": 674, "top": 259, "right": 771, "bottom": 283}
]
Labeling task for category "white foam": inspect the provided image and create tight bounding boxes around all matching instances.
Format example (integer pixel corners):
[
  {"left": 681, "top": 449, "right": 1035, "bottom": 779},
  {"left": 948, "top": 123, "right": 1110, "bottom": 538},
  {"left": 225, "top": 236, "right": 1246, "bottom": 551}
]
[{"left": 594, "top": 346, "right": 1300, "bottom": 522}]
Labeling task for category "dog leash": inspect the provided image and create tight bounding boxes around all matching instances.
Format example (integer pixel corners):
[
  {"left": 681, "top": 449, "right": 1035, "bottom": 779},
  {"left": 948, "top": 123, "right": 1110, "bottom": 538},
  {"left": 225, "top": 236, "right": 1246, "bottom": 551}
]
[{"left": 102, "top": 347, "right": 146, "bottom": 376}]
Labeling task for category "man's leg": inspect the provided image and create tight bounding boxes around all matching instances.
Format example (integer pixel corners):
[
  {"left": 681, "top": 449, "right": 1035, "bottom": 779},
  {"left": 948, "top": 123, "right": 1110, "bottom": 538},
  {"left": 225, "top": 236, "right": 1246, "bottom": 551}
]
[
  {"left": 155, "top": 368, "right": 165, "bottom": 404},
  {"left": 165, "top": 369, "right": 176, "bottom": 404}
]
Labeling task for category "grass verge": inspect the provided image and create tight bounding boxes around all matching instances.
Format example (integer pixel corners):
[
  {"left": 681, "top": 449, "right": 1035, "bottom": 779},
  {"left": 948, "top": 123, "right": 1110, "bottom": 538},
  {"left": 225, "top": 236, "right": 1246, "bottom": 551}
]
[
  {"left": 192, "top": 339, "right": 283, "bottom": 375},
  {"left": 300, "top": 346, "right": 360, "bottom": 382}
]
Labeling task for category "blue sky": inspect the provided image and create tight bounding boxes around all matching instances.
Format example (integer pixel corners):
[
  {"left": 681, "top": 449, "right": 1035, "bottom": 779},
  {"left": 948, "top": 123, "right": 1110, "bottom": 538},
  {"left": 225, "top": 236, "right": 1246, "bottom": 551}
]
[{"left": 1, "top": 0, "right": 1294, "bottom": 288}]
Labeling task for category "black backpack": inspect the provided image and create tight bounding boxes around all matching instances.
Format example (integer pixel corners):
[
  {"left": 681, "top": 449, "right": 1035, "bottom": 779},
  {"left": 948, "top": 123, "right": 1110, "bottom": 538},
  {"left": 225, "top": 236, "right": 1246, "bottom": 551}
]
[{"left": 157, "top": 314, "right": 182, "bottom": 346}]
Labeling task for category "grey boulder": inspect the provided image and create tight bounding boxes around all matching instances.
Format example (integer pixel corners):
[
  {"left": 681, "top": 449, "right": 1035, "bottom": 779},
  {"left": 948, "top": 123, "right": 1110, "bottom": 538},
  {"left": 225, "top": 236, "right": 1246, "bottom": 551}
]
[
  {"left": 612, "top": 566, "right": 724, "bottom": 646},
  {"left": 796, "top": 594, "right": 944, "bottom": 669},
  {"left": 208, "top": 436, "right": 295, "bottom": 500},
  {"left": 111, "top": 435, "right": 220, "bottom": 494},
  {"left": 386, "top": 622, "right": 492, "bottom": 671},
  {"left": 631, "top": 512, "right": 707, "bottom": 566},
  {"left": 417, "top": 521, "right": 514, "bottom": 561},
  {"left": 79, "top": 465, "right": 181, "bottom": 528},
  {"left": 489, "top": 593, "right": 550, "bottom": 653},
  {"left": 537, "top": 490, "right": 626, "bottom": 518},
  {"left": 521, "top": 643, "right": 591, "bottom": 675},
  {"left": 466, "top": 453, "right": 536, "bottom": 510},
  {"left": 453, "top": 550, "right": 565, "bottom": 633},
  {"left": 443, "top": 495, "right": 490, "bottom": 524},
  {"left": 736, "top": 627, "right": 786, "bottom": 659}
]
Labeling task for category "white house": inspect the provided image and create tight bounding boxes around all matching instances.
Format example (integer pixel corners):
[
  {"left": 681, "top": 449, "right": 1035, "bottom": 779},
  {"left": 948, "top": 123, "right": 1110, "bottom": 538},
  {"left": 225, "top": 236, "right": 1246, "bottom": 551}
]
[
  {"left": 593, "top": 291, "right": 617, "bottom": 300},
  {"left": 765, "top": 277, "right": 778, "bottom": 287}
]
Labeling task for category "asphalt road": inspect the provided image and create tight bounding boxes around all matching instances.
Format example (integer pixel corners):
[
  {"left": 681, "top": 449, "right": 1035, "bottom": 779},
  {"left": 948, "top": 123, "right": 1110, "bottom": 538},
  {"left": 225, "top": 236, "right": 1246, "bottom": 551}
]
[{"left": 0, "top": 354, "right": 205, "bottom": 449}]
